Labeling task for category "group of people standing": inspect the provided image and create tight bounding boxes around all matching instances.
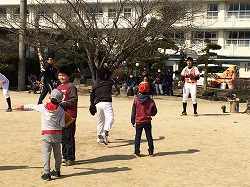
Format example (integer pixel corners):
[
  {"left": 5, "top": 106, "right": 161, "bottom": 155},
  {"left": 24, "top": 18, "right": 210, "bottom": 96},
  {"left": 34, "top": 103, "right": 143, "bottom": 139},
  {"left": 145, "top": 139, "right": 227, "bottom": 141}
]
[{"left": 124, "top": 67, "right": 174, "bottom": 96}]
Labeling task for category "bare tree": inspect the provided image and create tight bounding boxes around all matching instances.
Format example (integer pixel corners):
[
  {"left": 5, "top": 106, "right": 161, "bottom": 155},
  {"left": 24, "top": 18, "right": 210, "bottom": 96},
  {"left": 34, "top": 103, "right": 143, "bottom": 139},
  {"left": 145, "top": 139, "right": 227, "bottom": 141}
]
[
  {"left": 32, "top": 0, "right": 202, "bottom": 80},
  {"left": 0, "top": 0, "right": 202, "bottom": 81}
]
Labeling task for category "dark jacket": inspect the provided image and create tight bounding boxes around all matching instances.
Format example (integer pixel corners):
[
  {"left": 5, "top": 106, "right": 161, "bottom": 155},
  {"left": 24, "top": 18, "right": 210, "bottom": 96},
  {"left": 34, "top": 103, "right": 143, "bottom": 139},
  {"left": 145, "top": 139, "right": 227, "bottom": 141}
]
[
  {"left": 165, "top": 70, "right": 173, "bottom": 83},
  {"left": 38, "top": 63, "right": 56, "bottom": 83},
  {"left": 154, "top": 72, "right": 164, "bottom": 84},
  {"left": 90, "top": 79, "right": 115, "bottom": 105},
  {"left": 126, "top": 77, "right": 136, "bottom": 87},
  {"left": 131, "top": 94, "right": 157, "bottom": 125}
]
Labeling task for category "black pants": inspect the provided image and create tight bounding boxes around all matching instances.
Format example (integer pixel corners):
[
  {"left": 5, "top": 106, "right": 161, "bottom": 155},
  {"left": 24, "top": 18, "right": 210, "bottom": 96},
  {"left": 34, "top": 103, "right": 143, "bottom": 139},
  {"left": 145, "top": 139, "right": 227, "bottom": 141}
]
[
  {"left": 38, "top": 81, "right": 53, "bottom": 104},
  {"left": 134, "top": 123, "right": 154, "bottom": 155},
  {"left": 62, "top": 120, "right": 76, "bottom": 161},
  {"left": 165, "top": 82, "right": 173, "bottom": 95}
]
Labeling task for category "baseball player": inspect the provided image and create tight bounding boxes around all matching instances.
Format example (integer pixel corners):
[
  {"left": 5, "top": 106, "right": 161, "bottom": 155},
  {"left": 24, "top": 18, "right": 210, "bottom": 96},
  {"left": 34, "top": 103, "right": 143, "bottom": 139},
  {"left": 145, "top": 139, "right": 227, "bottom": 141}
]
[
  {"left": 181, "top": 57, "right": 200, "bottom": 116},
  {"left": 0, "top": 73, "right": 12, "bottom": 112}
]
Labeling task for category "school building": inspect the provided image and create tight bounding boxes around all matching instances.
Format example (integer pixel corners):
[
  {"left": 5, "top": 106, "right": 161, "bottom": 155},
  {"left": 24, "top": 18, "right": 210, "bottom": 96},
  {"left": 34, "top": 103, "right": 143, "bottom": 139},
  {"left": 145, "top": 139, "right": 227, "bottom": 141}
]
[{"left": 0, "top": 0, "right": 250, "bottom": 78}]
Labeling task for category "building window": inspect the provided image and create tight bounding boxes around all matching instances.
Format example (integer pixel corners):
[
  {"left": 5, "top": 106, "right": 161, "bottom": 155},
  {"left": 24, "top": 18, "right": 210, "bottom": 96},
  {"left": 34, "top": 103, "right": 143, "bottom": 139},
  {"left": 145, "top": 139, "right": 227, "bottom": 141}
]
[
  {"left": 36, "top": 7, "right": 52, "bottom": 18},
  {"left": 226, "top": 31, "right": 250, "bottom": 47},
  {"left": 168, "top": 32, "right": 185, "bottom": 45},
  {"left": 108, "top": 8, "right": 117, "bottom": 18},
  {"left": 227, "top": 3, "right": 250, "bottom": 19},
  {"left": 124, "top": 8, "right": 131, "bottom": 18},
  {"left": 0, "top": 8, "right": 7, "bottom": 19},
  {"left": 207, "top": 4, "right": 218, "bottom": 19},
  {"left": 246, "top": 63, "right": 250, "bottom": 71},
  {"left": 193, "top": 31, "right": 218, "bottom": 43},
  {"left": 86, "top": 6, "right": 103, "bottom": 20},
  {"left": 192, "top": 31, "right": 218, "bottom": 49},
  {"left": 12, "top": 7, "right": 29, "bottom": 20}
]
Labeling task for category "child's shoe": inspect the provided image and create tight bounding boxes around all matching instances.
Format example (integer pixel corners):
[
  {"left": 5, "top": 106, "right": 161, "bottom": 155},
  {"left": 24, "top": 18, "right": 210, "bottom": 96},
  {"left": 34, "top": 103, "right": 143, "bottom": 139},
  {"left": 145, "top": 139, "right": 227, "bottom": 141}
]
[
  {"left": 41, "top": 173, "right": 51, "bottom": 181},
  {"left": 132, "top": 153, "right": 140, "bottom": 158},
  {"left": 51, "top": 170, "right": 61, "bottom": 177},
  {"left": 64, "top": 160, "right": 75, "bottom": 166}
]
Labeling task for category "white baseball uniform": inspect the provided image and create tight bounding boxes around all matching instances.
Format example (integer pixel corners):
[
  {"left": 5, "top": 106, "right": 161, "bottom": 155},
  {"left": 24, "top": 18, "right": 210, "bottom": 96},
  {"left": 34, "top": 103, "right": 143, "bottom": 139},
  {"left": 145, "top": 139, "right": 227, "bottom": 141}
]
[
  {"left": 0, "top": 73, "right": 10, "bottom": 98},
  {"left": 181, "top": 66, "right": 200, "bottom": 104}
]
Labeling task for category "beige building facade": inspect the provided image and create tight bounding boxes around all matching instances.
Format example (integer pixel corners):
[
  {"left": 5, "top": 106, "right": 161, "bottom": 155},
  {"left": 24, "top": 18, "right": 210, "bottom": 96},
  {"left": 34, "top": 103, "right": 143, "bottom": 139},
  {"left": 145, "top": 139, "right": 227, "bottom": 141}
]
[{"left": 0, "top": 0, "right": 250, "bottom": 78}]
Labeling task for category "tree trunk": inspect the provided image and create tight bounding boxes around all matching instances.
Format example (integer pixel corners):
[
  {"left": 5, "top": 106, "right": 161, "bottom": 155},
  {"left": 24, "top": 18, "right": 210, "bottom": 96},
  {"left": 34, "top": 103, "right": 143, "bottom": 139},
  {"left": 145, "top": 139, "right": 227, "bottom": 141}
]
[
  {"left": 35, "top": 17, "right": 44, "bottom": 70},
  {"left": 18, "top": 0, "right": 27, "bottom": 91}
]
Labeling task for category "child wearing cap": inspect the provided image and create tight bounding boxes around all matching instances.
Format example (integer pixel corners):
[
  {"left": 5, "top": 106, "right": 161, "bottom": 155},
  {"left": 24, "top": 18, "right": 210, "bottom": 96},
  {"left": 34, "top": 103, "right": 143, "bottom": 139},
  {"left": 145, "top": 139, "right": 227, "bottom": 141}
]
[
  {"left": 131, "top": 82, "right": 158, "bottom": 158},
  {"left": 57, "top": 66, "right": 78, "bottom": 166},
  {"left": 16, "top": 89, "right": 65, "bottom": 181}
]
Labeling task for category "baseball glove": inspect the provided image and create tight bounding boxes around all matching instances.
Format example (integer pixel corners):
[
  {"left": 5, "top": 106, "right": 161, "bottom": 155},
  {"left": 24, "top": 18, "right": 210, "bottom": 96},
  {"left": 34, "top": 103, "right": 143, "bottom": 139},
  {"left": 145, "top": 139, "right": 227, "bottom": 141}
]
[
  {"left": 65, "top": 112, "right": 75, "bottom": 127},
  {"left": 188, "top": 74, "right": 195, "bottom": 80},
  {"left": 89, "top": 105, "right": 97, "bottom": 116}
]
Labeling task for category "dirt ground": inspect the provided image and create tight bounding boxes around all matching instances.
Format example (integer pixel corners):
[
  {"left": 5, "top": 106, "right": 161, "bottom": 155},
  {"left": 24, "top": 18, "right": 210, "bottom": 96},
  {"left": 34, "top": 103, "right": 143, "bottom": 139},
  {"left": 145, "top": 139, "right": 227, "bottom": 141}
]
[{"left": 0, "top": 90, "right": 250, "bottom": 187}]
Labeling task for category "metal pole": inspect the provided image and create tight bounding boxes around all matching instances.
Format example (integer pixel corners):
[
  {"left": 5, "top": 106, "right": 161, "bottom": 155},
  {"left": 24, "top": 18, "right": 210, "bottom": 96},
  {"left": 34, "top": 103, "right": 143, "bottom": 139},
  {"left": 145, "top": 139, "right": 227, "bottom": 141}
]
[{"left": 18, "top": 0, "right": 27, "bottom": 91}]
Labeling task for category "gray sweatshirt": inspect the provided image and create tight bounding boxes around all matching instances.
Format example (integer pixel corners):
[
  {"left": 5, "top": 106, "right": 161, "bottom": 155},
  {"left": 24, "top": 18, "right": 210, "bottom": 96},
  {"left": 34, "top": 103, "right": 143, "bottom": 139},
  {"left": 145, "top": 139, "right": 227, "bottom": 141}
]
[{"left": 20, "top": 102, "right": 65, "bottom": 134}]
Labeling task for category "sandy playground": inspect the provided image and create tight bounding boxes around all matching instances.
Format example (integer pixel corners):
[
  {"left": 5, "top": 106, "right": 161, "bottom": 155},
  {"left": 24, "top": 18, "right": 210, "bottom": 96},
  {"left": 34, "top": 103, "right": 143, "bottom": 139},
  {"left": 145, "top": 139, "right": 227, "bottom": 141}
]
[{"left": 0, "top": 90, "right": 250, "bottom": 187}]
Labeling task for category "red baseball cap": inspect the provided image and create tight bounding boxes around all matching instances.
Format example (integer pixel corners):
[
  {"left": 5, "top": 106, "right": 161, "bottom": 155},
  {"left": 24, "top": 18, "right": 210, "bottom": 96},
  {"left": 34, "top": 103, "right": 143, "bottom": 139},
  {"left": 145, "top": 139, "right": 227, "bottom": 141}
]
[{"left": 138, "top": 82, "right": 149, "bottom": 93}]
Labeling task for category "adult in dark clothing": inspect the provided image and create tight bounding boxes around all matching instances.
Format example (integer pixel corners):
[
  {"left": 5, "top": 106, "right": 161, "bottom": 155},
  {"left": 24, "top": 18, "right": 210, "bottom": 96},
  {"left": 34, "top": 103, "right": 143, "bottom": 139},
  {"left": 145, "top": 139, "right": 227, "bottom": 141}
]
[
  {"left": 37, "top": 56, "right": 57, "bottom": 104},
  {"left": 90, "top": 67, "right": 115, "bottom": 145},
  {"left": 164, "top": 69, "right": 174, "bottom": 96},
  {"left": 153, "top": 69, "right": 164, "bottom": 95},
  {"left": 125, "top": 74, "right": 136, "bottom": 96}
]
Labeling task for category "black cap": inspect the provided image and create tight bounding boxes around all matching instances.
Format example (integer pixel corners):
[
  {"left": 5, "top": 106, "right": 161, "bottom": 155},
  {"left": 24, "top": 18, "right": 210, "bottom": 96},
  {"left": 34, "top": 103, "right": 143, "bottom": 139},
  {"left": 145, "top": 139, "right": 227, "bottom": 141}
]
[
  {"left": 96, "top": 67, "right": 109, "bottom": 80},
  {"left": 47, "top": 52, "right": 55, "bottom": 59},
  {"left": 186, "top": 57, "right": 193, "bottom": 62},
  {"left": 58, "top": 65, "right": 72, "bottom": 77}
]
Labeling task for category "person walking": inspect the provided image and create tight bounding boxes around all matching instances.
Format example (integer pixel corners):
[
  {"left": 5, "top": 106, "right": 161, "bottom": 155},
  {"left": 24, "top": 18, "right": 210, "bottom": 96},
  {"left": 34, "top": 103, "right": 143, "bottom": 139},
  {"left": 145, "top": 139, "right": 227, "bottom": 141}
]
[
  {"left": 37, "top": 55, "right": 57, "bottom": 104},
  {"left": 153, "top": 69, "right": 164, "bottom": 95},
  {"left": 180, "top": 57, "right": 200, "bottom": 116},
  {"left": 57, "top": 66, "right": 78, "bottom": 166},
  {"left": 0, "top": 72, "right": 12, "bottom": 112},
  {"left": 131, "top": 82, "right": 157, "bottom": 158},
  {"left": 90, "top": 67, "right": 115, "bottom": 145},
  {"left": 17, "top": 89, "right": 65, "bottom": 181}
]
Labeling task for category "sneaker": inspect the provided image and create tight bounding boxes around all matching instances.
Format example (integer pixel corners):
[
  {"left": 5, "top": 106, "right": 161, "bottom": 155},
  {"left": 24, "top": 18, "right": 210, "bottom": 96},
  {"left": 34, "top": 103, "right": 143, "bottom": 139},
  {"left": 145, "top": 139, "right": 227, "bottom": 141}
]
[
  {"left": 51, "top": 170, "right": 60, "bottom": 177},
  {"left": 194, "top": 112, "right": 198, "bottom": 116},
  {"left": 149, "top": 154, "right": 154, "bottom": 157},
  {"left": 63, "top": 160, "right": 75, "bottom": 166},
  {"left": 97, "top": 138, "right": 104, "bottom": 143},
  {"left": 41, "top": 173, "right": 51, "bottom": 181},
  {"left": 181, "top": 111, "right": 187, "bottom": 116},
  {"left": 6, "top": 108, "right": 12, "bottom": 112},
  {"left": 61, "top": 158, "right": 67, "bottom": 164},
  {"left": 101, "top": 133, "right": 108, "bottom": 145},
  {"left": 133, "top": 153, "right": 140, "bottom": 158}
]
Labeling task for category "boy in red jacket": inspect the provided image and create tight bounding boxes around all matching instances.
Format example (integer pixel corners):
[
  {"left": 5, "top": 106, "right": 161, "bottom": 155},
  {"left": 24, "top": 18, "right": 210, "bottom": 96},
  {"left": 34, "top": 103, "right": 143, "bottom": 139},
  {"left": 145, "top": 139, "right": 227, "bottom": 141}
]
[
  {"left": 57, "top": 66, "right": 78, "bottom": 166},
  {"left": 131, "top": 82, "right": 157, "bottom": 158}
]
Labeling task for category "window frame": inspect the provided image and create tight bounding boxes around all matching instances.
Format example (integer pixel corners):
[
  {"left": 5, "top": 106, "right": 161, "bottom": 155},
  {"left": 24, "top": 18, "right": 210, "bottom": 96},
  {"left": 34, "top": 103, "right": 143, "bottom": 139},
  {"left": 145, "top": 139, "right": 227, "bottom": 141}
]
[
  {"left": 207, "top": 3, "right": 218, "bottom": 19},
  {"left": 123, "top": 7, "right": 132, "bottom": 18}
]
